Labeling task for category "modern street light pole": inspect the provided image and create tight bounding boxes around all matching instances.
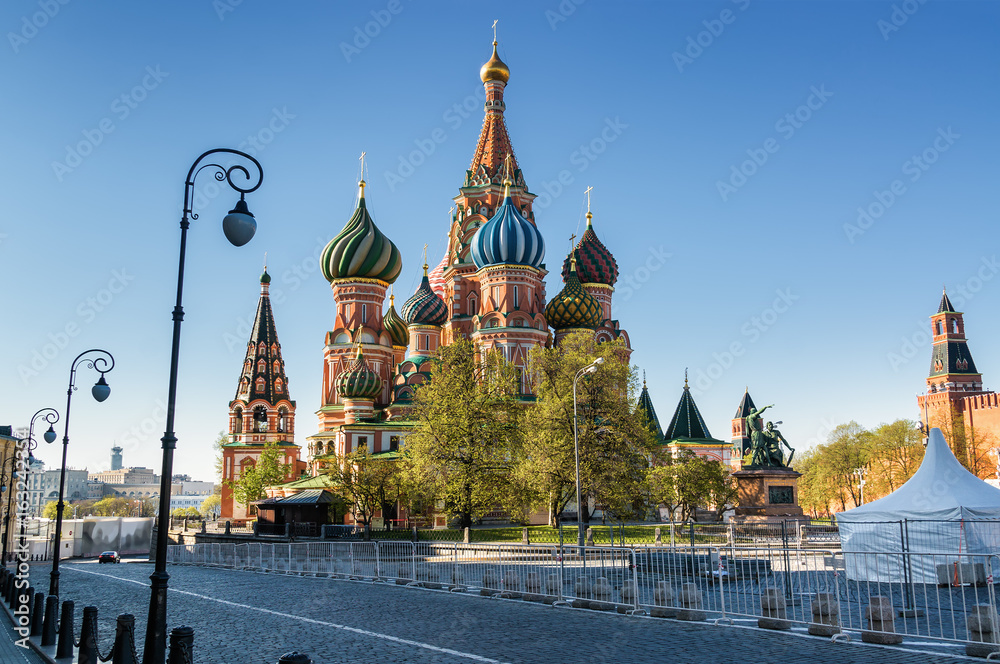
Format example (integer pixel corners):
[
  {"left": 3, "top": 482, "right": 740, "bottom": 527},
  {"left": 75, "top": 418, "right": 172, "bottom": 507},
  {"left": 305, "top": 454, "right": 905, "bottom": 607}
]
[
  {"left": 14, "top": 409, "right": 59, "bottom": 568},
  {"left": 143, "top": 148, "right": 263, "bottom": 664},
  {"left": 853, "top": 467, "right": 868, "bottom": 505},
  {"left": 50, "top": 350, "right": 114, "bottom": 597},
  {"left": 573, "top": 356, "right": 604, "bottom": 548}
]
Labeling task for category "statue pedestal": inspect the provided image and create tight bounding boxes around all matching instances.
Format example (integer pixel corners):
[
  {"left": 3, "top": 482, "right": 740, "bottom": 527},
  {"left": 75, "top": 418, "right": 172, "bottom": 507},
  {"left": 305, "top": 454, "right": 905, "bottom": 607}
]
[{"left": 732, "top": 468, "right": 804, "bottom": 519}]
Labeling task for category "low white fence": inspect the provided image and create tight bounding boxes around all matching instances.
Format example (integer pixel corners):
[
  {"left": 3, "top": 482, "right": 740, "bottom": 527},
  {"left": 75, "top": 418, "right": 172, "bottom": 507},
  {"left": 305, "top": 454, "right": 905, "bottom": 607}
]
[{"left": 166, "top": 542, "right": 1000, "bottom": 656}]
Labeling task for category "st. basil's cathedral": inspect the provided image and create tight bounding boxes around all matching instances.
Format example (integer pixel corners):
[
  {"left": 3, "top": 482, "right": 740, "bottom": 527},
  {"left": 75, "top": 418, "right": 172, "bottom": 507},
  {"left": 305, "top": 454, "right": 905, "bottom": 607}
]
[{"left": 220, "top": 38, "right": 728, "bottom": 523}]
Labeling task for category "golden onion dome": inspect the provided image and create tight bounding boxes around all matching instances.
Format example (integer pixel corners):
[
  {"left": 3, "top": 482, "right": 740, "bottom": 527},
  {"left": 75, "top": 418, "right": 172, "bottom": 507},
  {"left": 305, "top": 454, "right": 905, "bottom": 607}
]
[{"left": 480, "top": 41, "right": 510, "bottom": 84}]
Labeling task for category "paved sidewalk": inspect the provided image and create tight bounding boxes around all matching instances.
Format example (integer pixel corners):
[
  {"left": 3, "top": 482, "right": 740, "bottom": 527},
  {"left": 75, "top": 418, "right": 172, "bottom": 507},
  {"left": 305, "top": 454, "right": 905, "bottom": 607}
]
[{"left": 0, "top": 600, "right": 51, "bottom": 664}]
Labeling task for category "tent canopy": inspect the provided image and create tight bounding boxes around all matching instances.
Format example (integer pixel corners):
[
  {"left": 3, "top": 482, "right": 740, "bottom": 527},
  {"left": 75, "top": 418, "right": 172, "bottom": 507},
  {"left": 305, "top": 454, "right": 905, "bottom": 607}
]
[{"left": 837, "top": 427, "right": 1000, "bottom": 523}]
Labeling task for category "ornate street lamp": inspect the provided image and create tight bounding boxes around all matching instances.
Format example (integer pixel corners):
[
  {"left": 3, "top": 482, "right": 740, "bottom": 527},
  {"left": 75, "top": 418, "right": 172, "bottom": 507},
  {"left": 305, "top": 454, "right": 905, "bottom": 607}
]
[
  {"left": 143, "top": 149, "right": 263, "bottom": 664},
  {"left": 573, "top": 356, "right": 604, "bottom": 548},
  {"left": 50, "top": 351, "right": 114, "bottom": 596},
  {"left": 5, "top": 408, "right": 59, "bottom": 568}
]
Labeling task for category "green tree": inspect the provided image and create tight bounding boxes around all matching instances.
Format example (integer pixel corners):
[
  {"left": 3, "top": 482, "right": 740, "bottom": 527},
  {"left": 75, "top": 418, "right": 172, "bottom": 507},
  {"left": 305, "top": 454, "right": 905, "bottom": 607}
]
[
  {"left": 866, "top": 419, "right": 925, "bottom": 496},
  {"left": 522, "top": 332, "right": 653, "bottom": 525},
  {"left": 403, "top": 338, "right": 525, "bottom": 529},
  {"left": 323, "top": 447, "right": 402, "bottom": 532},
  {"left": 648, "top": 450, "right": 735, "bottom": 522},
  {"left": 42, "top": 501, "right": 58, "bottom": 520},
  {"left": 213, "top": 431, "right": 228, "bottom": 483},
  {"left": 200, "top": 494, "right": 221, "bottom": 519},
  {"left": 226, "top": 441, "right": 290, "bottom": 514}
]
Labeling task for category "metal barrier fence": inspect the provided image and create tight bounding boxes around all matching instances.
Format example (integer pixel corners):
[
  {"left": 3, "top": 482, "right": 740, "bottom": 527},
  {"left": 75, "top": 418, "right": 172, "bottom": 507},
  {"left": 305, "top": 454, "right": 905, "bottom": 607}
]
[{"left": 166, "top": 542, "right": 1000, "bottom": 655}]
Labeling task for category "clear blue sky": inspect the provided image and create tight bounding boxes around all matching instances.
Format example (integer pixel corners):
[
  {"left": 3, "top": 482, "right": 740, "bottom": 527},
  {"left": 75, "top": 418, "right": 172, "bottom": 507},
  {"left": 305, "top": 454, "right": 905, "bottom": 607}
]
[{"left": 2, "top": 1, "right": 998, "bottom": 479}]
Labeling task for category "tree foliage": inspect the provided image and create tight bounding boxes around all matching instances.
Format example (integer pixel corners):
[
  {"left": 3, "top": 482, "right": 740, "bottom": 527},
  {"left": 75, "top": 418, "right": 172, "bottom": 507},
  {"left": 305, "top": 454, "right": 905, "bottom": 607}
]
[
  {"left": 323, "top": 447, "right": 403, "bottom": 530},
  {"left": 403, "top": 339, "right": 525, "bottom": 528},
  {"left": 646, "top": 450, "right": 736, "bottom": 522},
  {"left": 795, "top": 418, "right": 925, "bottom": 516},
  {"left": 226, "top": 441, "right": 290, "bottom": 511},
  {"left": 200, "top": 494, "right": 221, "bottom": 519},
  {"left": 521, "top": 332, "right": 654, "bottom": 525}
]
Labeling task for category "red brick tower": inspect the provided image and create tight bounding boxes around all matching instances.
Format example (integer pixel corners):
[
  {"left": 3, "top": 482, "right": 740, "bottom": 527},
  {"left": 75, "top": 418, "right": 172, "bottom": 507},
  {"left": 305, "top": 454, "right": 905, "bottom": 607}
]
[{"left": 221, "top": 268, "right": 305, "bottom": 523}]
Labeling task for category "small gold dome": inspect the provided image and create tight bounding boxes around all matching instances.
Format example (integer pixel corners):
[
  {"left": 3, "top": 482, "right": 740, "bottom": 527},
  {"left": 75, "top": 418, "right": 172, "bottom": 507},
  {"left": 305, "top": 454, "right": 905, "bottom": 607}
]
[{"left": 480, "top": 41, "right": 510, "bottom": 84}]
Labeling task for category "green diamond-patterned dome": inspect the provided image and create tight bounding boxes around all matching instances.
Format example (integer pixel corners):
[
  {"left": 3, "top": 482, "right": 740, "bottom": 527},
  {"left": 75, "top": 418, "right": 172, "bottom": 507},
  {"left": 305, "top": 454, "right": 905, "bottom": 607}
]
[
  {"left": 382, "top": 294, "right": 409, "bottom": 347},
  {"left": 545, "top": 255, "right": 603, "bottom": 330},
  {"left": 336, "top": 347, "right": 382, "bottom": 400},
  {"left": 322, "top": 181, "right": 402, "bottom": 284},
  {"left": 401, "top": 269, "right": 448, "bottom": 327}
]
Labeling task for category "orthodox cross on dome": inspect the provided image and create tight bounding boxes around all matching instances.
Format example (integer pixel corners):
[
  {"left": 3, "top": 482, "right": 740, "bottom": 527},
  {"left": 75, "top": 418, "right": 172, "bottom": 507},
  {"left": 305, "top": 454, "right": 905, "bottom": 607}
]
[
  {"left": 359, "top": 151, "right": 367, "bottom": 184},
  {"left": 263, "top": 251, "right": 267, "bottom": 270},
  {"left": 422, "top": 243, "right": 428, "bottom": 271},
  {"left": 684, "top": 368, "right": 689, "bottom": 389},
  {"left": 567, "top": 233, "right": 576, "bottom": 254},
  {"left": 585, "top": 186, "right": 593, "bottom": 212},
  {"left": 492, "top": 19, "right": 498, "bottom": 42}
]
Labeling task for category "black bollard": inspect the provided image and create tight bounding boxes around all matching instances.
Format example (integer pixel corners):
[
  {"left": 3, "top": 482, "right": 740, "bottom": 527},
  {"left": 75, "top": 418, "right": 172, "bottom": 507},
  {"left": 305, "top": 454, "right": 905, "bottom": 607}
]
[
  {"left": 167, "top": 626, "right": 194, "bottom": 664},
  {"left": 41, "top": 595, "right": 58, "bottom": 645},
  {"left": 110, "top": 613, "right": 137, "bottom": 664},
  {"left": 56, "top": 600, "right": 75, "bottom": 659},
  {"left": 5, "top": 572, "right": 14, "bottom": 606},
  {"left": 77, "top": 606, "right": 99, "bottom": 664},
  {"left": 20, "top": 585, "right": 34, "bottom": 624},
  {"left": 278, "top": 653, "right": 312, "bottom": 664},
  {"left": 31, "top": 592, "right": 45, "bottom": 636}
]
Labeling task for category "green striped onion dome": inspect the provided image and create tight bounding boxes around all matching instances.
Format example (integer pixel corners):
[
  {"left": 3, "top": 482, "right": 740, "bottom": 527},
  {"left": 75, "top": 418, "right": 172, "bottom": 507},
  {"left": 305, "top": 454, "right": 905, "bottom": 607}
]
[
  {"left": 260, "top": 268, "right": 271, "bottom": 284},
  {"left": 561, "top": 212, "right": 618, "bottom": 286},
  {"left": 382, "top": 294, "right": 409, "bottom": 347},
  {"left": 401, "top": 270, "right": 448, "bottom": 327},
  {"left": 322, "top": 182, "right": 402, "bottom": 284},
  {"left": 545, "top": 255, "right": 603, "bottom": 330},
  {"left": 336, "top": 347, "right": 382, "bottom": 400}
]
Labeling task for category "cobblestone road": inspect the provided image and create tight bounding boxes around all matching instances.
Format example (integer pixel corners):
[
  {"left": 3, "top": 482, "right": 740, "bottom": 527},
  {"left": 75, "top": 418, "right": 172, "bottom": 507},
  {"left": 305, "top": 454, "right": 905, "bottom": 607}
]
[{"left": 35, "top": 560, "right": 980, "bottom": 664}]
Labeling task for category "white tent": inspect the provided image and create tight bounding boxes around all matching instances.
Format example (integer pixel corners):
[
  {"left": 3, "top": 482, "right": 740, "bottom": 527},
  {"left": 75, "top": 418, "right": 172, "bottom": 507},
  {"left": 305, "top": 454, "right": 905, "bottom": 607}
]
[{"left": 836, "top": 427, "right": 1000, "bottom": 582}]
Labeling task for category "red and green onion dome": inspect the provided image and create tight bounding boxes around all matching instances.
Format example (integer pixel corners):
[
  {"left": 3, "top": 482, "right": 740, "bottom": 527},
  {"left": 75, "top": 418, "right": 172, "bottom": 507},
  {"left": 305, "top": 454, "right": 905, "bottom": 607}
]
[
  {"left": 561, "top": 211, "right": 617, "bottom": 286},
  {"left": 401, "top": 266, "right": 448, "bottom": 327},
  {"left": 470, "top": 180, "right": 545, "bottom": 270},
  {"left": 321, "top": 181, "right": 402, "bottom": 284},
  {"left": 336, "top": 347, "right": 382, "bottom": 400},
  {"left": 545, "top": 255, "right": 603, "bottom": 330},
  {"left": 382, "top": 294, "right": 409, "bottom": 347}
]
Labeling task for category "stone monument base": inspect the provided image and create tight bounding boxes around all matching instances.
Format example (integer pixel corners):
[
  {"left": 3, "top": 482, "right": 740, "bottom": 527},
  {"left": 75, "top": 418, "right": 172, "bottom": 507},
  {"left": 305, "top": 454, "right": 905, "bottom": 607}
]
[{"left": 733, "top": 468, "right": 804, "bottom": 519}]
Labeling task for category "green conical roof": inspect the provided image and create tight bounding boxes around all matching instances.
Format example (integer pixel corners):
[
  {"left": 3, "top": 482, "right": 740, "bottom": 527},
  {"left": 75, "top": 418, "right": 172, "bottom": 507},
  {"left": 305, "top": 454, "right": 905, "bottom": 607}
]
[
  {"left": 636, "top": 376, "right": 663, "bottom": 443},
  {"left": 664, "top": 373, "right": 722, "bottom": 444}
]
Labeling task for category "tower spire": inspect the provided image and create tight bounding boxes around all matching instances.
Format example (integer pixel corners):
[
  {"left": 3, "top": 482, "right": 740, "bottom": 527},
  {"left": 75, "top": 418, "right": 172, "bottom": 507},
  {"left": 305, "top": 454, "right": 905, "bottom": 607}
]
[{"left": 358, "top": 151, "right": 367, "bottom": 199}]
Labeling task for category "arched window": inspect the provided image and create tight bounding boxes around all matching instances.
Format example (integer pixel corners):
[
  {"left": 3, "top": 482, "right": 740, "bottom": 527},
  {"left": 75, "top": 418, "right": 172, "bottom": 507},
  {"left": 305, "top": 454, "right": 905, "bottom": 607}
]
[
  {"left": 257, "top": 359, "right": 266, "bottom": 373},
  {"left": 273, "top": 360, "right": 281, "bottom": 373},
  {"left": 271, "top": 343, "right": 278, "bottom": 355},
  {"left": 513, "top": 285, "right": 519, "bottom": 309},
  {"left": 255, "top": 377, "right": 266, "bottom": 392},
  {"left": 935, "top": 320, "right": 943, "bottom": 335},
  {"left": 258, "top": 342, "right": 267, "bottom": 355},
  {"left": 278, "top": 408, "right": 290, "bottom": 433},
  {"left": 234, "top": 408, "right": 243, "bottom": 433},
  {"left": 952, "top": 318, "right": 959, "bottom": 333},
  {"left": 275, "top": 378, "right": 283, "bottom": 393},
  {"left": 253, "top": 405, "right": 268, "bottom": 432}
]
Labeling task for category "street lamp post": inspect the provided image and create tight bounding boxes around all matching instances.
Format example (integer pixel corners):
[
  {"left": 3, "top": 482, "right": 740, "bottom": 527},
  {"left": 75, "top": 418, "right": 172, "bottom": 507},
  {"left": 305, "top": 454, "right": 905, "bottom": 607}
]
[
  {"left": 853, "top": 467, "right": 868, "bottom": 505},
  {"left": 573, "top": 357, "right": 605, "bottom": 548},
  {"left": 50, "top": 351, "right": 114, "bottom": 597},
  {"left": 143, "top": 149, "right": 263, "bottom": 664},
  {"left": 14, "top": 409, "right": 59, "bottom": 568}
]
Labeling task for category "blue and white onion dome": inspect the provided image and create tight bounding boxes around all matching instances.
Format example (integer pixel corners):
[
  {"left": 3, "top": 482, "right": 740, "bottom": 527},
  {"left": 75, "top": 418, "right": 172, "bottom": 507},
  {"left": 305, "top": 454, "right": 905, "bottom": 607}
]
[{"left": 470, "top": 179, "right": 545, "bottom": 269}]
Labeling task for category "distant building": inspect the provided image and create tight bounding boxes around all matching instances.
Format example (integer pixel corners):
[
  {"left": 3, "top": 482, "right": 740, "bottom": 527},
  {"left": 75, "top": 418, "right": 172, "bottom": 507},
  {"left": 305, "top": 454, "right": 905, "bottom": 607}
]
[
  {"left": 110, "top": 445, "right": 123, "bottom": 470},
  {"left": 39, "top": 468, "right": 89, "bottom": 507},
  {"left": 90, "top": 467, "right": 157, "bottom": 485},
  {"left": 24, "top": 457, "right": 46, "bottom": 516}
]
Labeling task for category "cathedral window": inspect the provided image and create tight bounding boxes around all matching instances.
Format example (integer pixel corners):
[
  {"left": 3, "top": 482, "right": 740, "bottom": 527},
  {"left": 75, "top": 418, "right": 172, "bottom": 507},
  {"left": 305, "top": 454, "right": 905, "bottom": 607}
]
[
  {"left": 275, "top": 378, "right": 283, "bottom": 393},
  {"left": 935, "top": 320, "right": 943, "bottom": 335},
  {"left": 952, "top": 318, "right": 959, "bottom": 333},
  {"left": 278, "top": 408, "right": 290, "bottom": 433},
  {"left": 273, "top": 360, "right": 281, "bottom": 373},
  {"left": 255, "top": 378, "right": 266, "bottom": 392},
  {"left": 253, "top": 406, "right": 268, "bottom": 432},
  {"left": 513, "top": 286, "right": 519, "bottom": 309},
  {"left": 468, "top": 294, "right": 478, "bottom": 315},
  {"left": 271, "top": 343, "right": 278, "bottom": 355},
  {"left": 389, "top": 436, "right": 400, "bottom": 452},
  {"left": 234, "top": 408, "right": 243, "bottom": 434},
  {"left": 258, "top": 359, "right": 266, "bottom": 373},
  {"left": 258, "top": 342, "right": 267, "bottom": 355},
  {"left": 357, "top": 436, "right": 368, "bottom": 452},
  {"left": 362, "top": 304, "right": 368, "bottom": 321}
]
